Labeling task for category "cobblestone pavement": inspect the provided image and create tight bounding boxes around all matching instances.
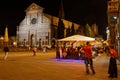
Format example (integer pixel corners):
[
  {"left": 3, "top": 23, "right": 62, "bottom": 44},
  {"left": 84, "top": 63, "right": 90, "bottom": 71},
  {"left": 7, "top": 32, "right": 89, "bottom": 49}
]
[{"left": 0, "top": 49, "right": 120, "bottom": 80}]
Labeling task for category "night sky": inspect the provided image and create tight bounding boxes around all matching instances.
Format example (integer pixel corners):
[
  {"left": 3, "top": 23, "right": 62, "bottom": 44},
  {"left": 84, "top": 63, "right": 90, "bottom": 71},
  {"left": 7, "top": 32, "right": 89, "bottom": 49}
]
[{"left": 0, "top": 0, "right": 107, "bottom": 39}]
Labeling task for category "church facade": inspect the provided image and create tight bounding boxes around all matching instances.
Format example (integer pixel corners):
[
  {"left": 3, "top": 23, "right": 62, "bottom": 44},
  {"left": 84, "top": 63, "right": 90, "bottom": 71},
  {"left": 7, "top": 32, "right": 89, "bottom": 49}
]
[
  {"left": 16, "top": 3, "right": 81, "bottom": 48},
  {"left": 17, "top": 3, "right": 51, "bottom": 48}
]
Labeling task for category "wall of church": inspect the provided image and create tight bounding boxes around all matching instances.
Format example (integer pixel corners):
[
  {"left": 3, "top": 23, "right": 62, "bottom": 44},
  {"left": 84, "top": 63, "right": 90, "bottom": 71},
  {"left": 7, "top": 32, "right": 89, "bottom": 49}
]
[
  {"left": 17, "top": 7, "right": 51, "bottom": 48},
  {"left": 44, "top": 13, "right": 80, "bottom": 30}
]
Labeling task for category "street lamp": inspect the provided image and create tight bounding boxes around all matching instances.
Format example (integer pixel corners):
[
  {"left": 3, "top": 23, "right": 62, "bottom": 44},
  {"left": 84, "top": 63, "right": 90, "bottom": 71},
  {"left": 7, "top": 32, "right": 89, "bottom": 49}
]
[
  {"left": 113, "top": 16, "right": 117, "bottom": 20},
  {"left": 0, "top": 36, "right": 4, "bottom": 48},
  {"left": 106, "top": 27, "right": 110, "bottom": 41}
]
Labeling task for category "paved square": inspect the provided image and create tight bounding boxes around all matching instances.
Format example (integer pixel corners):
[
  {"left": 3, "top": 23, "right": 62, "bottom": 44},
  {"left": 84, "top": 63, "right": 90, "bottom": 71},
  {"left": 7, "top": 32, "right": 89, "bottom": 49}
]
[{"left": 0, "top": 49, "right": 120, "bottom": 80}]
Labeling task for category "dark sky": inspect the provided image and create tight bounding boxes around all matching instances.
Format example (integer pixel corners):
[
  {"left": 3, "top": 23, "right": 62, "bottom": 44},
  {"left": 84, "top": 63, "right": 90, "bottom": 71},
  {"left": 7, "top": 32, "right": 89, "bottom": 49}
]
[{"left": 0, "top": 0, "right": 107, "bottom": 39}]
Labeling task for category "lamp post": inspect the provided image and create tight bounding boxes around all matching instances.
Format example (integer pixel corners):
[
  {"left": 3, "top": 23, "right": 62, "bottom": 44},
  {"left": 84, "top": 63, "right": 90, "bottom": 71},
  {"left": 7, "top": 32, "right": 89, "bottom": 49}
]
[
  {"left": 39, "top": 38, "right": 41, "bottom": 50},
  {"left": 112, "top": 16, "right": 120, "bottom": 58}
]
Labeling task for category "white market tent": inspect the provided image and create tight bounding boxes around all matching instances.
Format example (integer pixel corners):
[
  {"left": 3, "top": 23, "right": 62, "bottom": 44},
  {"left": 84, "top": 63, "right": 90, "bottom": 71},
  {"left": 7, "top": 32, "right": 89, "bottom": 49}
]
[
  {"left": 56, "top": 35, "right": 95, "bottom": 58},
  {"left": 57, "top": 35, "right": 95, "bottom": 41}
]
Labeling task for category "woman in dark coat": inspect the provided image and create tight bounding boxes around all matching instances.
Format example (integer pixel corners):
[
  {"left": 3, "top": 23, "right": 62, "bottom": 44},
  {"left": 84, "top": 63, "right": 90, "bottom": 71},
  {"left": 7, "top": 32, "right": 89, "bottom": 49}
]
[{"left": 108, "top": 46, "right": 118, "bottom": 78}]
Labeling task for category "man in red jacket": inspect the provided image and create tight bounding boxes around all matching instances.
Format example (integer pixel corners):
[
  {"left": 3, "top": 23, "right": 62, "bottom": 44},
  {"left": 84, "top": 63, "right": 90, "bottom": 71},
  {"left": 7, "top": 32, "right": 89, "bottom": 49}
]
[{"left": 81, "top": 42, "right": 95, "bottom": 75}]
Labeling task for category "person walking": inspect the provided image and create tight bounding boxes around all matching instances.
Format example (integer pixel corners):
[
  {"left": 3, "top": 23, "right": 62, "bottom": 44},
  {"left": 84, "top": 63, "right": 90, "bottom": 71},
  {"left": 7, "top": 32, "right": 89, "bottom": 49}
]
[
  {"left": 81, "top": 42, "right": 95, "bottom": 75},
  {"left": 108, "top": 46, "right": 118, "bottom": 78},
  {"left": 3, "top": 45, "right": 9, "bottom": 60}
]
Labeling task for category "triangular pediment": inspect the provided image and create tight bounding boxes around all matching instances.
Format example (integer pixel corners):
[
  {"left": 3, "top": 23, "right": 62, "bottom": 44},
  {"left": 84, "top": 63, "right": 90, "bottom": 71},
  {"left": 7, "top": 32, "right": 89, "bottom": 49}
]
[{"left": 25, "top": 3, "right": 44, "bottom": 12}]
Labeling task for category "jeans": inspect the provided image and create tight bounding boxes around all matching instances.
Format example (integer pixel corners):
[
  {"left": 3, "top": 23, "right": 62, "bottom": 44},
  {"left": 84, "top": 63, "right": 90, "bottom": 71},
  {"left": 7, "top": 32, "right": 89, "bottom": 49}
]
[{"left": 84, "top": 58, "right": 95, "bottom": 74}]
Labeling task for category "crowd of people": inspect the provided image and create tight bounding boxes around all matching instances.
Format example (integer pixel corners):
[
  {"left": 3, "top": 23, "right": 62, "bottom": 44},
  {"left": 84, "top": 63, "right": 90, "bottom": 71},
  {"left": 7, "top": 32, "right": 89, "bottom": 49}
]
[{"left": 56, "top": 43, "right": 105, "bottom": 60}]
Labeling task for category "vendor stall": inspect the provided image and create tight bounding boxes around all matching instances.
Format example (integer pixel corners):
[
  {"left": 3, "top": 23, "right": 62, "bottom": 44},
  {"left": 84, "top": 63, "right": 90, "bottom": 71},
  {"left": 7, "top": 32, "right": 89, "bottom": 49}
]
[{"left": 56, "top": 35, "right": 95, "bottom": 59}]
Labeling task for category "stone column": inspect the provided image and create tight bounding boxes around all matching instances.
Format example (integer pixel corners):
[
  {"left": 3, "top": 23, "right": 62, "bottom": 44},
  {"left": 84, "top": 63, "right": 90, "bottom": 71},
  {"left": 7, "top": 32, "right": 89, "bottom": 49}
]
[{"left": 4, "top": 26, "right": 9, "bottom": 46}]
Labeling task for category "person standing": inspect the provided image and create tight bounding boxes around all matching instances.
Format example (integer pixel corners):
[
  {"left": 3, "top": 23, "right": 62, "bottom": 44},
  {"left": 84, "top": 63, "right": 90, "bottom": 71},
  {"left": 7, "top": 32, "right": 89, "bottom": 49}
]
[
  {"left": 108, "top": 46, "right": 118, "bottom": 78},
  {"left": 32, "top": 46, "right": 37, "bottom": 56},
  {"left": 81, "top": 42, "right": 95, "bottom": 75},
  {"left": 59, "top": 47, "right": 63, "bottom": 59},
  {"left": 42, "top": 46, "right": 47, "bottom": 54},
  {"left": 4, "top": 46, "right": 9, "bottom": 60}
]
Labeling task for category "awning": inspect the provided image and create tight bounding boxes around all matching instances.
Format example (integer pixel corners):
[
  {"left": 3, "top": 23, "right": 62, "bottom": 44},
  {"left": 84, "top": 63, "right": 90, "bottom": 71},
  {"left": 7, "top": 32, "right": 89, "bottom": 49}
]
[{"left": 57, "top": 35, "right": 95, "bottom": 41}]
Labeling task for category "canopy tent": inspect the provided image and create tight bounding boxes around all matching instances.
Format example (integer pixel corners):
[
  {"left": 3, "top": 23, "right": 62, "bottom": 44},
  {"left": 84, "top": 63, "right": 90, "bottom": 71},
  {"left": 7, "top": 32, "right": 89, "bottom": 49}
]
[
  {"left": 56, "top": 35, "right": 95, "bottom": 59},
  {"left": 57, "top": 35, "right": 95, "bottom": 41}
]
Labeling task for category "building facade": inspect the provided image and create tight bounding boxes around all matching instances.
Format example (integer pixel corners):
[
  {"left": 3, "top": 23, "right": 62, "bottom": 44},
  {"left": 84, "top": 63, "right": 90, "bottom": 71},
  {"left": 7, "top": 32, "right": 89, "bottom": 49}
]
[
  {"left": 107, "top": 0, "right": 120, "bottom": 56},
  {"left": 107, "top": 0, "right": 119, "bottom": 45},
  {"left": 16, "top": 3, "right": 81, "bottom": 48},
  {"left": 17, "top": 3, "right": 51, "bottom": 48}
]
